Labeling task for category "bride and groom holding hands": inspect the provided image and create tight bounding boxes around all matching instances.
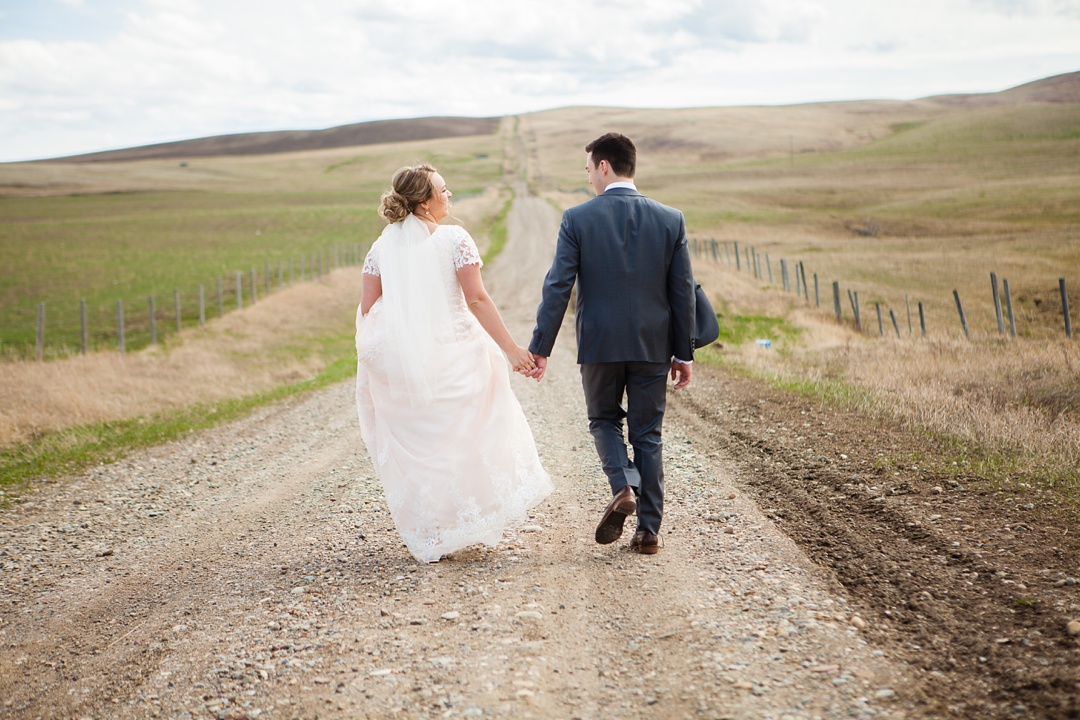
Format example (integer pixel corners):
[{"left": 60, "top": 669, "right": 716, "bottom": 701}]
[{"left": 355, "top": 132, "right": 698, "bottom": 564}]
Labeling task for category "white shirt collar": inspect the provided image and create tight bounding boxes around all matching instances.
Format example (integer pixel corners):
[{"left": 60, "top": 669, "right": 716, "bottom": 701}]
[{"left": 604, "top": 181, "right": 637, "bottom": 192}]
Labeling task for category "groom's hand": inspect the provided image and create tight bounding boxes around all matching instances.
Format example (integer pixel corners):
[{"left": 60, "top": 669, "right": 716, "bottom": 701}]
[
  {"left": 526, "top": 354, "right": 547, "bottom": 381},
  {"left": 670, "top": 359, "right": 692, "bottom": 390}
]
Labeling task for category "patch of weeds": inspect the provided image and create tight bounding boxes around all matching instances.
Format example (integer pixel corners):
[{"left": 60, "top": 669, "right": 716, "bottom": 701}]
[
  {"left": 890, "top": 121, "right": 926, "bottom": 135},
  {"left": 481, "top": 189, "right": 514, "bottom": 264},
  {"left": 776, "top": 378, "right": 873, "bottom": 409},
  {"left": 716, "top": 312, "right": 800, "bottom": 349}
]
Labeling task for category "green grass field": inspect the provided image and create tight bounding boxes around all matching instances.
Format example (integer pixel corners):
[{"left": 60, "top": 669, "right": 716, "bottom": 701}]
[{"left": 0, "top": 134, "right": 504, "bottom": 357}]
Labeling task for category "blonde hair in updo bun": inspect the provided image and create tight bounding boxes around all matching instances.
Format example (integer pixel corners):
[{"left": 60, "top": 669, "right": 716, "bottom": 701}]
[{"left": 378, "top": 163, "right": 437, "bottom": 223}]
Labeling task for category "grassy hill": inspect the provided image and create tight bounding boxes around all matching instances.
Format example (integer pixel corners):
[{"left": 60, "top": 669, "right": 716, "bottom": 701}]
[{"left": 41, "top": 116, "right": 500, "bottom": 163}]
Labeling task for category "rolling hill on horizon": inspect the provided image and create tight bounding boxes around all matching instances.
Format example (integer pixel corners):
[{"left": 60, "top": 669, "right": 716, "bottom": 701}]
[
  {"left": 38, "top": 71, "right": 1079, "bottom": 165},
  {"left": 43, "top": 116, "right": 501, "bottom": 164}
]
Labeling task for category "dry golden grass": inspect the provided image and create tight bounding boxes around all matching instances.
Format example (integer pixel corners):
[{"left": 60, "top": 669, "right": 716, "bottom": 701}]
[
  {"left": 694, "top": 259, "right": 1080, "bottom": 485},
  {"left": 0, "top": 267, "right": 360, "bottom": 447}
]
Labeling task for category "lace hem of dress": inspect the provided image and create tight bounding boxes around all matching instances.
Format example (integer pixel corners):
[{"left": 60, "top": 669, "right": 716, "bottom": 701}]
[{"left": 385, "top": 468, "right": 552, "bottom": 564}]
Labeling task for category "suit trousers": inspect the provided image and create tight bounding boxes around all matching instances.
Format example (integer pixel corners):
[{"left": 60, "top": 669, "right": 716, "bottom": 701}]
[{"left": 580, "top": 361, "right": 668, "bottom": 536}]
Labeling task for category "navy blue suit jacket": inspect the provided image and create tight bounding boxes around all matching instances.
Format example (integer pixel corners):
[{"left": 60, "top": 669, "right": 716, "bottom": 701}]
[{"left": 530, "top": 186, "right": 695, "bottom": 365}]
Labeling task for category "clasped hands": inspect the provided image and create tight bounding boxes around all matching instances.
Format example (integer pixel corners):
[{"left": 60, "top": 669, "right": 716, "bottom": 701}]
[
  {"left": 507, "top": 347, "right": 547, "bottom": 381},
  {"left": 509, "top": 351, "right": 688, "bottom": 388}
]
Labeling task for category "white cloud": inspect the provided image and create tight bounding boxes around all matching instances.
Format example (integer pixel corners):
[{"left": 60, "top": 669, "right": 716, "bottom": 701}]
[{"left": 0, "top": 0, "right": 1078, "bottom": 161}]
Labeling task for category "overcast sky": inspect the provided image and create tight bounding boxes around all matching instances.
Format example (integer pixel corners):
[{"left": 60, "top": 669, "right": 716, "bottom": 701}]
[{"left": 1, "top": 0, "right": 1078, "bottom": 163}]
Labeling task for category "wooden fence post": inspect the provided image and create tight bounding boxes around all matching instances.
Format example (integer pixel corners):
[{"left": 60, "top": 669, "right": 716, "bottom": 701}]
[
  {"left": 198, "top": 285, "right": 205, "bottom": 327},
  {"left": 236, "top": 272, "right": 243, "bottom": 310},
  {"left": 250, "top": 268, "right": 257, "bottom": 303},
  {"left": 149, "top": 295, "right": 156, "bottom": 345},
  {"left": 217, "top": 277, "right": 224, "bottom": 318},
  {"left": 781, "top": 259, "right": 789, "bottom": 292},
  {"left": 264, "top": 263, "right": 271, "bottom": 294},
  {"left": 1003, "top": 278, "right": 1016, "bottom": 337},
  {"left": 174, "top": 289, "right": 181, "bottom": 333},
  {"left": 991, "top": 272, "right": 1004, "bottom": 334},
  {"left": 800, "top": 263, "right": 809, "bottom": 301},
  {"left": 1062, "top": 278, "right": 1073, "bottom": 339},
  {"left": 734, "top": 242, "right": 741, "bottom": 271},
  {"left": 953, "top": 290, "right": 970, "bottom": 338},
  {"left": 80, "top": 299, "right": 87, "bottom": 355},
  {"left": 919, "top": 302, "right": 926, "bottom": 336},
  {"left": 848, "top": 290, "right": 862, "bottom": 333},
  {"left": 889, "top": 309, "right": 901, "bottom": 338},
  {"left": 832, "top": 282, "right": 841, "bottom": 323},
  {"left": 766, "top": 255, "right": 773, "bottom": 284},
  {"left": 876, "top": 302, "right": 884, "bottom": 336},
  {"left": 117, "top": 299, "right": 125, "bottom": 353},
  {"left": 36, "top": 302, "right": 44, "bottom": 361},
  {"left": 814, "top": 273, "right": 819, "bottom": 307},
  {"left": 795, "top": 262, "right": 802, "bottom": 297}
]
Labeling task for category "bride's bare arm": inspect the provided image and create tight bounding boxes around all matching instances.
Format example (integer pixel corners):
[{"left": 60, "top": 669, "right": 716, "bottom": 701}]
[
  {"left": 360, "top": 274, "right": 382, "bottom": 316},
  {"left": 457, "top": 264, "right": 535, "bottom": 372}
]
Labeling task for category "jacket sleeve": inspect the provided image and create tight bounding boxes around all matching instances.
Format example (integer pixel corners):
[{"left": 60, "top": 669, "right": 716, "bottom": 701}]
[
  {"left": 529, "top": 212, "right": 580, "bottom": 357},
  {"left": 667, "top": 213, "right": 695, "bottom": 363}
]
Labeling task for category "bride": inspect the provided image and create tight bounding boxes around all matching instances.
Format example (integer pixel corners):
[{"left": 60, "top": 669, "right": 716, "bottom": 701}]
[{"left": 355, "top": 163, "right": 553, "bottom": 563}]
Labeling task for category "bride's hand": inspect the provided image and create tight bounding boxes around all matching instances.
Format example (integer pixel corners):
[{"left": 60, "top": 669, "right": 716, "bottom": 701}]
[{"left": 508, "top": 346, "right": 536, "bottom": 374}]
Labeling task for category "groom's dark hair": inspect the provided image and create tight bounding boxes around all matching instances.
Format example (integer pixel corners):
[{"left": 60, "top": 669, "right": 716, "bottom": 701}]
[{"left": 585, "top": 132, "right": 636, "bottom": 178}]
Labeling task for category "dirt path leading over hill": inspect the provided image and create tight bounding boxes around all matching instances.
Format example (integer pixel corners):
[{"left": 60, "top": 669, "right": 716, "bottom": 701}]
[{"left": 2, "top": 187, "right": 1078, "bottom": 720}]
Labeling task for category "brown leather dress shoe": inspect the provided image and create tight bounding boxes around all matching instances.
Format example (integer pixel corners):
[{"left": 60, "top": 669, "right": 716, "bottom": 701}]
[
  {"left": 594, "top": 486, "right": 637, "bottom": 544},
  {"left": 629, "top": 530, "right": 660, "bottom": 554}
]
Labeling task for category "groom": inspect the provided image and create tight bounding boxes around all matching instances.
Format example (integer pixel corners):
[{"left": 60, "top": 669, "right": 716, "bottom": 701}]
[{"left": 528, "top": 132, "right": 695, "bottom": 555}]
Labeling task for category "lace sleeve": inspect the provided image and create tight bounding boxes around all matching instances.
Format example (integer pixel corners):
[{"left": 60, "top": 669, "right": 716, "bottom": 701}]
[
  {"left": 362, "top": 243, "right": 380, "bottom": 277},
  {"left": 450, "top": 227, "right": 484, "bottom": 270}
]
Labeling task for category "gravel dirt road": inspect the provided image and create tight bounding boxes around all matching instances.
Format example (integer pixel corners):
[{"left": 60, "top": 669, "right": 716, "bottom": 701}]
[{"left": 2, "top": 187, "right": 1078, "bottom": 720}]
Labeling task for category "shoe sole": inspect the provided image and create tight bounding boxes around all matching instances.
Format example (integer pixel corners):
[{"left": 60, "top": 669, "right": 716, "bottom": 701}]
[
  {"left": 631, "top": 544, "right": 659, "bottom": 554},
  {"left": 595, "top": 506, "right": 634, "bottom": 544}
]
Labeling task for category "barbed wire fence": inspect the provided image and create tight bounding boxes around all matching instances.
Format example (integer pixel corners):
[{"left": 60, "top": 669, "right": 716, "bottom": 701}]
[
  {"left": 690, "top": 238, "right": 1073, "bottom": 342},
  {"left": 8, "top": 243, "right": 365, "bottom": 362}
]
